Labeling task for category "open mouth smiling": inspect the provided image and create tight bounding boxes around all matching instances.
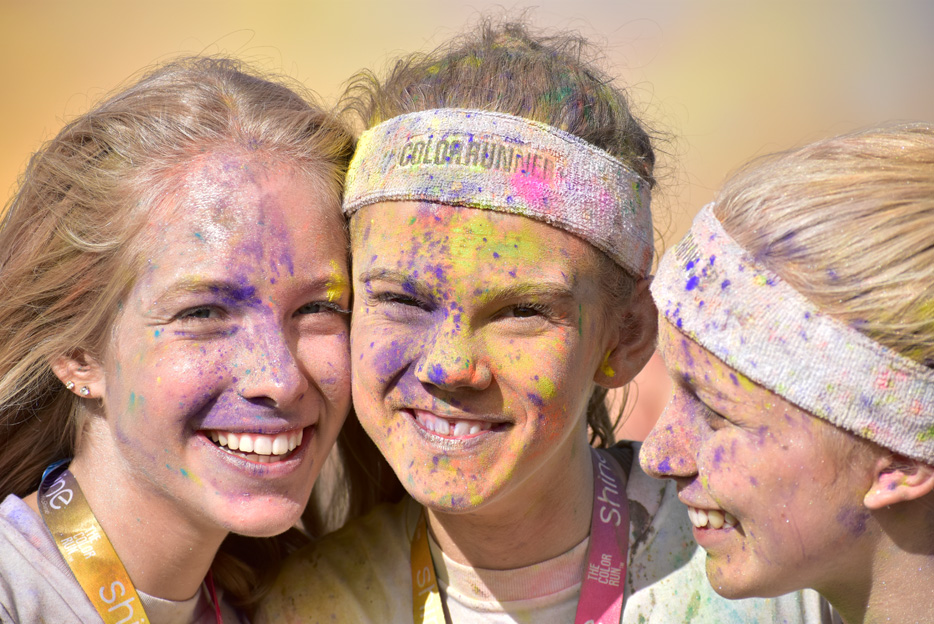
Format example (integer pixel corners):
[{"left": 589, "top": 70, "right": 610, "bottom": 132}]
[
  {"left": 203, "top": 428, "right": 307, "bottom": 463},
  {"left": 687, "top": 505, "right": 739, "bottom": 530},
  {"left": 409, "top": 408, "right": 506, "bottom": 439}
]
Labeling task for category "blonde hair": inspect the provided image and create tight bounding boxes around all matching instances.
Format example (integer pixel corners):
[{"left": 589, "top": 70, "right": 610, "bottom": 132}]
[
  {"left": 0, "top": 56, "right": 354, "bottom": 609},
  {"left": 714, "top": 122, "right": 934, "bottom": 368},
  {"left": 341, "top": 19, "right": 657, "bottom": 447}
]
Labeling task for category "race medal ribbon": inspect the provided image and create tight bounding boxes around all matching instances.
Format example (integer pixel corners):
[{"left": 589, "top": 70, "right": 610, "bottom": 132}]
[
  {"left": 410, "top": 448, "right": 630, "bottom": 624},
  {"left": 38, "top": 461, "right": 151, "bottom": 624}
]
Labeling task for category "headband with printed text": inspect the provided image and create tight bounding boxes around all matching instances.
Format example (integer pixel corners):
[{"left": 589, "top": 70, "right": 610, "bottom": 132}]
[
  {"left": 652, "top": 204, "right": 934, "bottom": 462},
  {"left": 343, "top": 108, "right": 654, "bottom": 277}
]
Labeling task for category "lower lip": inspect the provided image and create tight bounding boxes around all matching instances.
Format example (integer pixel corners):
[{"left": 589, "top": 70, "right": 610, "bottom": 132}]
[
  {"left": 197, "top": 426, "right": 315, "bottom": 476},
  {"left": 691, "top": 523, "right": 738, "bottom": 550}
]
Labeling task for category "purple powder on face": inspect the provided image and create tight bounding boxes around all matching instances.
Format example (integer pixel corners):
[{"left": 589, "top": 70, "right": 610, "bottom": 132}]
[
  {"left": 526, "top": 392, "right": 544, "bottom": 407},
  {"left": 713, "top": 446, "right": 726, "bottom": 464},
  {"left": 657, "top": 458, "right": 671, "bottom": 472},
  {"left": 685, "top": 276, "right": 700, "bottom": 291},
  {"left": 427, "top": 364, "right": 447, "bottom": 385},
  {"left": 836, "top": 506, "right": 870, "bottom": 537}
]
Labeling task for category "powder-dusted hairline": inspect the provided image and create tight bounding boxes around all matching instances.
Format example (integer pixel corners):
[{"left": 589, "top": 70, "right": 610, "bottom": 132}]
[
  {"left": 339, "top": 19, "right": 658, "bottom": 447},
  {"left": 344, "top": 109, "right": 653, "bottom": 277},
  {"left": 653, "top": 204, "right": 934, "bottom": 462}
]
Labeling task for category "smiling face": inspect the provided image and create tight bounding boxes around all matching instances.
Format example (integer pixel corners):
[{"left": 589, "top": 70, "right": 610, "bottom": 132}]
[
  {"left": 640, "top": 317, "right": 879, "bottom": 598},
  {"left": 93, "top": 150, "right": 351, "bottom": 537},
  {"left": 350, "top": 201, "right": 615, "bottom": 514}
]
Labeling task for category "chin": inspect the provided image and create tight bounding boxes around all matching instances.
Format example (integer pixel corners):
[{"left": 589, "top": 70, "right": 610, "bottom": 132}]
[
  {"left": 706, "top": 562, "right": 788, "bottom": 601},
  {"left": 215, "top": 497, "right": 307, "bottom": 538}
]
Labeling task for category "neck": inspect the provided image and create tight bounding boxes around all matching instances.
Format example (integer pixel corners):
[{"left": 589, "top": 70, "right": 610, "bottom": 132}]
[
  {"left": 426, "top": 433, "right": 595, "bottom": 570},
  {"left": 821, "top": 501, "right": 934, "bottom": 624},
  {"left": 61, "top": 453, "right": 226, "bottom": 601}
]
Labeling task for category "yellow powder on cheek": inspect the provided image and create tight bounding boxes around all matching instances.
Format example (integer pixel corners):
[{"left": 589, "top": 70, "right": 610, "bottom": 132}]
[{"left": 536, "top": 376, "right": 557, "bottom": 399}]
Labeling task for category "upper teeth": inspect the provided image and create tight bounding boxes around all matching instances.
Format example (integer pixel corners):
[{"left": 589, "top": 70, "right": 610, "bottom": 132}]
[
  {"left": 688, "top": 506, "right": 738, "bottom": 529},
  {"left": 209, "top": 429, "right": 303, "bottom": 460},
  {"left": 414, "top": 410, "right": 493, "bottom": 437}
]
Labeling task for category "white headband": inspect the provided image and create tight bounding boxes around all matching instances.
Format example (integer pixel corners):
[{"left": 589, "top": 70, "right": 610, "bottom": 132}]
[
  {"left": 343, "top": 108, "right": 654, "bottom": 277},
  {"left": 652, "top": 204, "right": 934, "bottom": 462}
]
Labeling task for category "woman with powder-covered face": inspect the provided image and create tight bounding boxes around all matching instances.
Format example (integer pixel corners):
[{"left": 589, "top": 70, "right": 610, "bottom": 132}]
[
  {"left": 0, "top": 58, "right": 356, "bottom": 622},
  {"left": 259, "top": 21, "right": 833, "bottom": 624},
  {"left": 641, "top": 123, "right": 934, "bottom": 623}
]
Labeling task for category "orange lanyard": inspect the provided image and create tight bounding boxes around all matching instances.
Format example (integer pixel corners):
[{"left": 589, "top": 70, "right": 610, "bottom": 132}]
[{"left": 38, "top": 461, "right": 151, "bottom": 624}]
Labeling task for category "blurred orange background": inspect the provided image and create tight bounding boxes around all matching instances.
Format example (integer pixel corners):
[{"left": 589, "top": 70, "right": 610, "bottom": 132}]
[{"left": 3, "top": 1, "right": 932, "bottom": 438}]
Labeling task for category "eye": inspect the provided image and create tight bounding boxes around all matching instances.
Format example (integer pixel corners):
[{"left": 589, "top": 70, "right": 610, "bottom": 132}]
[
  {"left": 502, "top": 302, "right": 551, "bottom": 319},
  {"left": 295, "top": 301, "right": 349, "bottom": 316},
  {"left": 177, "top": 306, "right": 223, "bottom": 321},
  {"left": 703, "top": 405, "right": 731, "bottom": 430},
  {"left": 374, "top": 291, "right": 429, "bottom": 310}
]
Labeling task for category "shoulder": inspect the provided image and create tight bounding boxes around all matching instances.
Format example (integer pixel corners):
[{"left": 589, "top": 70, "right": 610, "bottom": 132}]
[
  {"left": 256, "top": 497, "right": 419, "bottom": 624},
  {"left": 0, "top": 494, "right": 100, "bottom": 622}
]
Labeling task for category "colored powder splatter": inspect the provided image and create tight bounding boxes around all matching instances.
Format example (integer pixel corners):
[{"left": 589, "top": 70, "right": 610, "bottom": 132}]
[
  {"left": 656, "top": 458, "right": 671, "bottom": 472},
  {"left": 535, "top": 376, "right": 557, "bottom": 400},
  {"left": 325, "top": 259, "right": 347, "bottom": 303},
  {"left": 179, "top": 467, "right": 203, "bottom": 487},
  {"left": 685, "top": 275, "right": 699, "bottom": 291},
  {"left": 601, "top": 351, "right": 616, "bottom": 378}
]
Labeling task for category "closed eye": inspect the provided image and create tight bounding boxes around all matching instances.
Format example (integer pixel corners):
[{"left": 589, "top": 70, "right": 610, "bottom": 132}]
[
  {"left": 374, "top": 291, "right": 430, "bottom": 310},
  {"left": 176, "top": 306, "right": 224, "bottom": 321},
  {"left": 295, "top": 301, "right": 350, "bottom": 316},
  {"left": 500, "top": 302, "right": 552, "bottom": 319}
]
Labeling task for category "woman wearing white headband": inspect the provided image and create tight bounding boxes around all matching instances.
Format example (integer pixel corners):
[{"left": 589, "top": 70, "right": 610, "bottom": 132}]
[
  {"left": 259, "top": 21, "right": 831, "bottom": 624},
  {"left": 642, "top": 123, "right": 934, "bottom": 623}
]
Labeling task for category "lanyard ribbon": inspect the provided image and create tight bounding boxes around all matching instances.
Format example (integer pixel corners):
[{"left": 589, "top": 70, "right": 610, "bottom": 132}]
[
  {"left": 38, "top": 461, "right": 151, "bottom": 624},
  {"left": 411, "top": 448, "right": 630, "bottom": 624}
]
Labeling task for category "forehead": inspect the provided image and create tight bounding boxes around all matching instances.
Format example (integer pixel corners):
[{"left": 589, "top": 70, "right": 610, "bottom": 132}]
[
  {"left": 659, "top": 317, "right": 808, "bottom": 415},
  {"left": 148, "top": 151, "right": 341, "bottom": 242},
  {"left": 351, "top": 201, "right": 594, "bottom": 268}
]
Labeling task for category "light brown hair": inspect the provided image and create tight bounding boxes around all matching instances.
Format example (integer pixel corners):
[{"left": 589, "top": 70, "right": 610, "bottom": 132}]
[
  {"left": 341, "top": 19, "right": 658, "bottom": 447},
  {"left": 0, "top": 56, "right": 354, "bottom": 609},
  {"left": 714, "top": 122, "right": 934, "bottom": 368}
]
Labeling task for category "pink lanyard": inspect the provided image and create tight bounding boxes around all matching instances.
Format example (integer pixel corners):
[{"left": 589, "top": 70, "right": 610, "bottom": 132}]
[{"left": 411, "top": 448, "right": 630, "bottom": 624}]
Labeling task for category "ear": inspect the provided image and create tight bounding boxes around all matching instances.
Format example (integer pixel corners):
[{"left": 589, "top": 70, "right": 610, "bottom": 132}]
[
  {"left": 594, "top": 277, "right": 658, "bottom": 389},
  {"left": 863, "top": 453, "right": 934, "bottom": 510},
  {"left": 50, "top": 350, "right": 106, "bottom": 400}
]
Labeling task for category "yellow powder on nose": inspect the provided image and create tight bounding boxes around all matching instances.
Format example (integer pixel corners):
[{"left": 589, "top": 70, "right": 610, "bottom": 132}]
[{"left": 325, "top": 259, "right": 347, "bottom": 302}]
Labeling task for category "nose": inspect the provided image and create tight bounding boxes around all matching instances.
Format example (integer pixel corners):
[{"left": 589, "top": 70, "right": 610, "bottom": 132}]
[
  {"left": 237, "top": 321, "right": 309, "bottom": 409},
  {"left": 414, "top": 320, "right": 491, "bottom": 392},
  {"left": 640, "top": 387, "right": 703, "bottom": 480}
]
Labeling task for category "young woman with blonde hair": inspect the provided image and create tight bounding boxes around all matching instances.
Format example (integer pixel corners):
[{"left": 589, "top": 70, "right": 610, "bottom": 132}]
[
  {"left": 642, "top": 122, "right": 934, "bottom": 623},
  {"left": 0, "top": 57, "right": 356, "bottom": 622},
  {"left": 259, "top": 21, "right": 832, "bottom": 623}
]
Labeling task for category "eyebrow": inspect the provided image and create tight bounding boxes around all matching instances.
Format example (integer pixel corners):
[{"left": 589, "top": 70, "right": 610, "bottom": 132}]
[
  {"left": 153, "top": 275, "right": 338, "bottom": 308},
  {"left": 358, "top": 268, "right": 577, "bottom": 303}
]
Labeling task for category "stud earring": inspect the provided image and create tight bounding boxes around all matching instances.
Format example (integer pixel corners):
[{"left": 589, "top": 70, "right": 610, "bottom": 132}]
[
  {"left": 79, "top": 386, "right": 90, "bottom": 397},
  {"left": 65, "top": 381, "right": 75, "bottom": 390}
]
